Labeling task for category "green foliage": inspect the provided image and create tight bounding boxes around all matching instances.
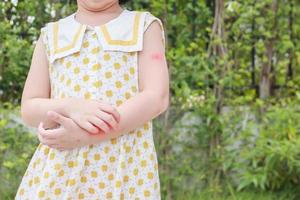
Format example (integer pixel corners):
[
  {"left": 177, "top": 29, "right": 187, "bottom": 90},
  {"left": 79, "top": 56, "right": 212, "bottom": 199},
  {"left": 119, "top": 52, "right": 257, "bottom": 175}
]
[
  {"left": 1, "top": 0, "right": 300, "bottom": 199},
  {"left": 233, "top": 103, "right": 300, "bottom": 193},
  {"left": 0, "top": 102, "right": 39, "bottom": 199}
]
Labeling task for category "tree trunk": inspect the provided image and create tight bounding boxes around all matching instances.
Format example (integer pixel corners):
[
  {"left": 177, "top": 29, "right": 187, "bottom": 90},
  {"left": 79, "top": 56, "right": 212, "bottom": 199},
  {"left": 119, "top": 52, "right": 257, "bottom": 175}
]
[
  {"left": 259, "top": 0, "right": 278, "bottom": 99},
  {"left": 207, "top": 0, "right": 228, "bottom": 193},
  {"left": 208, "top": 0, "right": 227, "bottom": 113},
  {"left": 251, "top": 1, "right": 258, "bottom": 96}
]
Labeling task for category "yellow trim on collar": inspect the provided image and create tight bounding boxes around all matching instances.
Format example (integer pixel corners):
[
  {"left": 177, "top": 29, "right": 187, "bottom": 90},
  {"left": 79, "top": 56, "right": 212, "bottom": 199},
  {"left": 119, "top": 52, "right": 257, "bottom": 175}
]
[
  {"left": 99, "top": 12, "right": 141, "bottom": 46},
  {"left": 53, "top": 22, "right": 84, "bottom": 54},
  {"left": 49, "top": 10, "right": 144, "bottom": 61}
]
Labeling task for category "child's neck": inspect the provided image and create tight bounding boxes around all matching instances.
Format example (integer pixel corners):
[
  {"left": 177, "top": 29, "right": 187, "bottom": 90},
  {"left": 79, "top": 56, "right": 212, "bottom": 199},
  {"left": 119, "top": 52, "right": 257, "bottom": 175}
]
[{"left": 75, "top": 3, "right": 123, "bottom": 27}]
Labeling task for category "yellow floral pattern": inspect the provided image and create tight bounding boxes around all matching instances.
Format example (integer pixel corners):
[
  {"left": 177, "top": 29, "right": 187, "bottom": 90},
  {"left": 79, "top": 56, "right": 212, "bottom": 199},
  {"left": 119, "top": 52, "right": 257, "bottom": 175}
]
[{"left": 15, "top": 10, "right": 164, "bottom": 200}]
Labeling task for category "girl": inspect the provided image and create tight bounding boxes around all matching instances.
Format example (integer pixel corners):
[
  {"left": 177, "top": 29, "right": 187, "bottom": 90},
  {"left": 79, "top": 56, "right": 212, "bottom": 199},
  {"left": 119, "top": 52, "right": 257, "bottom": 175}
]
[{"left": 15, "top": 0, "right": 169, "bottom": 199}]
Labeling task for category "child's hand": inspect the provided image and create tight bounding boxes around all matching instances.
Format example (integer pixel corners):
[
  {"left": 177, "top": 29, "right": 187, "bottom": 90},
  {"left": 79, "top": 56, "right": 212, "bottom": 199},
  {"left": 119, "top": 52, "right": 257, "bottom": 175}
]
[
  {"left": 64, "top": 98, "right": 120, "bottom": 134},
  {"left": 37, "top": 111, "right": 107, "bottom": 151}
]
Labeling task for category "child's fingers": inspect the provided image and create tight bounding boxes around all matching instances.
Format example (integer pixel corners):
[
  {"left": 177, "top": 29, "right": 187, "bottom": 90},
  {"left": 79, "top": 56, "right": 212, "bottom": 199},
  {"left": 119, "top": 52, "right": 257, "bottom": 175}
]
[
  {"left": 96, "top": 103, "right": 120, "bottom": 123},
  {"left": 37, "top": 129, "right": 57, "bottom": 146},
  {"left": 47, "top": 110, "right": 71, "bottom": 128},
  {"left": 88, "top": 116, "right": 110, "bottom": 133},
  {"left": 77, "top": 120, "right": 98, "bottom": 134},
  {"left": 38, "top": 122, "right": 65, "bottom": 139},
  {"left": 95, "top": 110, "right": 117, "bottom": 128}
]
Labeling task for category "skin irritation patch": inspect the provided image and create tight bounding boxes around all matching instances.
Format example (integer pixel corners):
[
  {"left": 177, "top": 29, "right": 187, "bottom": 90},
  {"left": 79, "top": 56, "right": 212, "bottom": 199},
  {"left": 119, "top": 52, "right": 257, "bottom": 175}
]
[{"left": 150, "top": 52, "right": 164, "bottom": 61}]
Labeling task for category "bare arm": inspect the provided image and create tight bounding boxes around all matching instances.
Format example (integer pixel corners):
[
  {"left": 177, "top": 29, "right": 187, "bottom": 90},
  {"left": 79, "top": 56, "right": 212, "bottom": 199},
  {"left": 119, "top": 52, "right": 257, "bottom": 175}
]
[
  {"left": 21, "top": 34, "right": 68, "bottom": 129},
  {"left": 21, "top": 33, "right": 120, "bottom": 132},
  {"left": 93, "top": 20, "right": 169, "bottom": 142}
]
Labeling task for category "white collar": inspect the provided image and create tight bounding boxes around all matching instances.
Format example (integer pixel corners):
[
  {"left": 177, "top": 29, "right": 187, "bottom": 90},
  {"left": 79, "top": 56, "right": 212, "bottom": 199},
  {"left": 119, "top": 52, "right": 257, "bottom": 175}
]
[{"left": 45, "top": 9, "right": 148, "bottom": 63}]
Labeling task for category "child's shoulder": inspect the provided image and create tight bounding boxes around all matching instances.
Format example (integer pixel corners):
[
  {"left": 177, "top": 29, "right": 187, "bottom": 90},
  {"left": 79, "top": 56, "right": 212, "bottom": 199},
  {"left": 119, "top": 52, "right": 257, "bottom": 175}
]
[{"left": 127, "top": 9, "right": 164, "bottom": 28}]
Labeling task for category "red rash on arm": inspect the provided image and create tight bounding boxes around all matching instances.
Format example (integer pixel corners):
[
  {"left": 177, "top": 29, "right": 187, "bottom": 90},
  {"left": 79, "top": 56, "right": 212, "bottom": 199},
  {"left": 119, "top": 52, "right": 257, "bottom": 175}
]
[{"left": 150, "top": 52, "right": 164, "bottom": 61}]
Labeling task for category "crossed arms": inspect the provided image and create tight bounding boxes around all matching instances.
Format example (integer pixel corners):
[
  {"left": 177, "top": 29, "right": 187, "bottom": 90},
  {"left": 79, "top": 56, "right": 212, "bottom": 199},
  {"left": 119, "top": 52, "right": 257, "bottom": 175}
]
[{"left": 21, "top": 21, "right": 169, "bottom": 151}]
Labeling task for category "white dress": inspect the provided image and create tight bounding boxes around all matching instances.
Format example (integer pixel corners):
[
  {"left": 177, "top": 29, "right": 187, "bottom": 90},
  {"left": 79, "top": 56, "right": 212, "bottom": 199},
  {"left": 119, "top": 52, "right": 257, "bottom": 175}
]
[{"left": 15, "top": 8, "right": 165, "bottom": 200}]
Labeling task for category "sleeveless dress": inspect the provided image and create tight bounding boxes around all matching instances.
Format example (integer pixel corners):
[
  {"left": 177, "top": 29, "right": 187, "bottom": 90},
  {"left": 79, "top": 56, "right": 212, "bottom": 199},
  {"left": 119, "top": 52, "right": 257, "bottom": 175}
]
[{"left": 15, "top": 8, "right": 165, "bottom": 200}]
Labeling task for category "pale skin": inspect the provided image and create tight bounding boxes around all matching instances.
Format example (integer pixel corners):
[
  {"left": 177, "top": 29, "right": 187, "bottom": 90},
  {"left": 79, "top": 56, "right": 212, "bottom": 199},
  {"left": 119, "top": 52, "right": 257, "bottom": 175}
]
[{"left": 21, "top": 0, "right": 169, "bottom": 151}]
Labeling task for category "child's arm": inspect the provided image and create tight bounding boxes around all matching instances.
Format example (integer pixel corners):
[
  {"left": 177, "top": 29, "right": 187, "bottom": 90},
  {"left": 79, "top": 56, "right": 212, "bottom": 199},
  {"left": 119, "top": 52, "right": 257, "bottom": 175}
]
[
  {"left": 91, "top": 20, "right": 169, "bottom": 142},
  {"left": 21, "top": 34, "right": 64, "bottom": 129},
  {"left": 21, "top": 34, "right": 120, "bottom": 133}
]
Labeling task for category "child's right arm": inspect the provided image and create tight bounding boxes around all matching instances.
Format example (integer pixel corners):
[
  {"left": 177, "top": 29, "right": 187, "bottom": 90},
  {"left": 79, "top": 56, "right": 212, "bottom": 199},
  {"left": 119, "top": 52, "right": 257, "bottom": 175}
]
[
  {"left": 21, "top": 34, "right": 64, "bottom": 129},
  {"left": 21, "top": 34, "right": 120, "bottom": 133}
]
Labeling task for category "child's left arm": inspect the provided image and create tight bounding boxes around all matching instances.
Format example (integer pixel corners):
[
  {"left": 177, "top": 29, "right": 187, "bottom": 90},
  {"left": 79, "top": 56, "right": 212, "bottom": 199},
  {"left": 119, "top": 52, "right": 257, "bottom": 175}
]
[{"left": 98, "top": 20, "right": 169, "bottom": 141}]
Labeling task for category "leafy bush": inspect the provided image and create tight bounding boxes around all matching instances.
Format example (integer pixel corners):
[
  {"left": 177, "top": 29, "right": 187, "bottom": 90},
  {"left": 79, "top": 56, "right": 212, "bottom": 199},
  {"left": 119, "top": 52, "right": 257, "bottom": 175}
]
[
  {"left": 229, "top": 103, "right": 300, "bottom": 198},
  {"left": 0, "top": 102, "right": 38, "bottom": 199}
]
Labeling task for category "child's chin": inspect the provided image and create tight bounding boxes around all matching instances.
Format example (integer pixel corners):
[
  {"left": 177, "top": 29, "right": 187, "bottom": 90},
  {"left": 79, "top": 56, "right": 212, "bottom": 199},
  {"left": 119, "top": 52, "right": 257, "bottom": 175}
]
[{"left": 78, "top": 0, "right": 115, "bottom": 12}]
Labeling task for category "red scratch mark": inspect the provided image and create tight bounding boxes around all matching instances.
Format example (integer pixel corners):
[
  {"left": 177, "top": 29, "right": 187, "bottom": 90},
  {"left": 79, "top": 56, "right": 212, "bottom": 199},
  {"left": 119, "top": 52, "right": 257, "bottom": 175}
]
[{"left": 150, "top": 53, "right": 164, "bottom": 61}]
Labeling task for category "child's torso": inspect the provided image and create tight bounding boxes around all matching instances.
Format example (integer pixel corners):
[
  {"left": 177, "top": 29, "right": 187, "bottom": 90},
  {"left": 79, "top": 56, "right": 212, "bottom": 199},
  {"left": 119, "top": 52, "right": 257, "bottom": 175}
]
[
  {"left": 15, "top": 9, "right": 164, "bottom": 200},
  {"left": 49, "top": 27, "right": 139, "bottom": 107}
]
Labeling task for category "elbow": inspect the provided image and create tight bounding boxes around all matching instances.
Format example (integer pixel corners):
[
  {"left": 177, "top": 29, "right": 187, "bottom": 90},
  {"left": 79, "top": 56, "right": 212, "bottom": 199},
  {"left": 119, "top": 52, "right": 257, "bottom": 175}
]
[
  {"left": 158, "top": 91, "right": 169, "bottom": 114},
  {"left": 20, "top": 101, "right": 34, "bottom": 127},
  {"left": 20, "top": 103, "right": 29, "bottom": 126},
  {"left": 143, "top": 89, "right": 170, "bottom": 117}
]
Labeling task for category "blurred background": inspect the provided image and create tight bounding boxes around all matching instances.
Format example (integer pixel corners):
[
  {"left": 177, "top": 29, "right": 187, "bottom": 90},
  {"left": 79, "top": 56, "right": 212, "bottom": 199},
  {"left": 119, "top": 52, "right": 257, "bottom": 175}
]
[{"left": 1, "top": 0, "right": 300, "bottom": 199}]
